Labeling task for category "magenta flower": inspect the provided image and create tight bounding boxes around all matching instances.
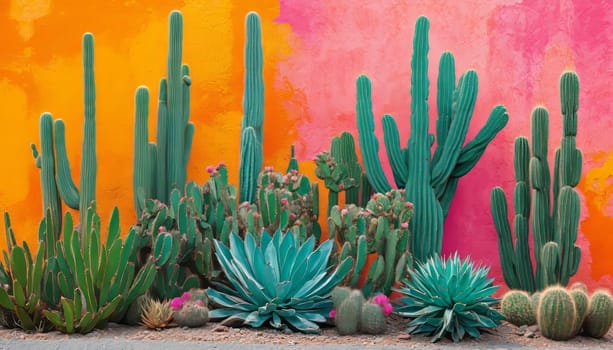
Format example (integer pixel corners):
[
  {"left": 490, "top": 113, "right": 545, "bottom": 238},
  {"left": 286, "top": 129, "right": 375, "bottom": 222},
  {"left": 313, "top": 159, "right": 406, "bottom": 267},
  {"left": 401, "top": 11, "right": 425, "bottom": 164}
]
[
  {"left": 169, "top": 297, "right": 184, "bottom": 310},
  {"left": 383, "top": 303, "right": 393, "bottom": 316},
  {"left": 181, "top": 292, "right": 191, "bottom": 301},
  {"left": 372, "top": 294, "right": 389, "bottom": 306},
  {"left": 400, "top": 222, "right": 409, "bottom": 229},
  {"left": 195, "top": 300, "right": 205, "bottom": 307},
  {"left": 206, "top": 165, "right": 215, "bottom": 174},
  {"left": 329, "top": 308, "right": 336, "bottom": 319}
]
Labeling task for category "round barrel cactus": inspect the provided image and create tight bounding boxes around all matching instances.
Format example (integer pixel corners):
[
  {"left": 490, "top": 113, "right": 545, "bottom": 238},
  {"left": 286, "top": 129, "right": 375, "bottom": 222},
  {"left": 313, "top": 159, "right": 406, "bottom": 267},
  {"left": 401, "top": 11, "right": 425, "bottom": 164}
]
[
  {"left": 583, "top": 290, "right": 613, "bottom": 338},
  {"left": 501, "top": 290, "right": 536, "bottom": 326},
  {"left": 537, "top": 286, "right": 577, "bottom": 340}
]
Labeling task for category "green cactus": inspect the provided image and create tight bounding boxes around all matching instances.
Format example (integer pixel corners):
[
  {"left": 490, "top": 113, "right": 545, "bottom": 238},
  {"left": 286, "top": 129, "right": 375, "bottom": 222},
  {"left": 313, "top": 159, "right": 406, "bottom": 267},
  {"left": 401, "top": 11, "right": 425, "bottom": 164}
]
[
  {"left": 583, "top": 290, "right": 613, "bottom": 338},
  {"left": 500, "top": 290, "right": 536, "bottom": 326},
  {"left": 334, "top": 290, "right": 364, "bottom": 335},
  {"left": 328, "top": 190, "right": 413, "bottom": 297},
  {"left": 356, "top": 16, "right": 508, "bottom": 261},
  {"left": 173, "top": 301, "right": 209, "bottom": 328},
  {"left": 133, "top": 10, "right": 193, "bottom": 216},
  {"left": 531, "top": 292, "right": 541, "bottom": 311},
  {"left": 491, "top": 72, "right": 582, "bottom": 293},
  {"left": 239, "top": 12, "right": 265, "bottom": 204},
  {"left": 31, "top": 33, "right": 98, "bottom": 236},
  {"left": 537, "top": 286, "right": 577, "bottom": 341},
  {"left": 570, "top": 281, "right": 588, "bottom": 293},
  {"left": 360, "top": 302, "right": 386, "bottom": 334},
  {"left": 570, "top": 288, "right": 589, "bottom": 335}
]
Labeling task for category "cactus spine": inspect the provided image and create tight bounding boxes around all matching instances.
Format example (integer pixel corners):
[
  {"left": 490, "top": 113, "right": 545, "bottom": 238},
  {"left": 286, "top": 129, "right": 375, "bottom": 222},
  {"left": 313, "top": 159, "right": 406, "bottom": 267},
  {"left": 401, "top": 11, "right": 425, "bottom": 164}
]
[
  {"left": 537, "top": 286, "right": 577, "bottom": 341},
  {"left": 491, "top": 72, "right": 582, "bottom": 292},
  {"left": 32, "top": 33, "right": 97, "bottom": 235},
  {"left": 356, "top": 17, "right": 508, "bottom": 261},
  {"left": 583, "top": 290, "right": 613, "bottom": 338},
  {"left": 239, "top": 12, "right": 264, "bottom": 203},
  {"left": 133, "top": 10, "right": 193, "bottom": 217},
  {"left": 500, "top": 290, "right": 536, "bottom": 326}
]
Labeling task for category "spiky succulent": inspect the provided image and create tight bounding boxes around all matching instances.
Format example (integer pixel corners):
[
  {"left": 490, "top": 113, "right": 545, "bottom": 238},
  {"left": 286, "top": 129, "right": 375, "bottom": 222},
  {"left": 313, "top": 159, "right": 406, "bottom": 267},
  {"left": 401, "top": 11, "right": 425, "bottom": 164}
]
[
  {"left": 395, "top": 253, "right": 504, "bottom": 343},
  {"left": 141, "top": 297, "right": 173, "bottom": 330},
  {"left": 207, "top": 230, "right": 353, "bottom": 333}
]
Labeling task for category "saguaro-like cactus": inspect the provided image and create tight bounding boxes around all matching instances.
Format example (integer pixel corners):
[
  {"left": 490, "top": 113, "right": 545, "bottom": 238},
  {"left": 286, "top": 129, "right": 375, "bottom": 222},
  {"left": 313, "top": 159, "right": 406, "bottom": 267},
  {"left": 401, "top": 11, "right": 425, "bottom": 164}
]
[
  {"left": 32, "top": 33, "right": 97, "bottom": 235},
  {"left": 133, "top": 10, "right": 193, "bottom": 217},
  {"left": 356, "top": 16, "right": 508, "bottom": 261},
  {"left": 239, "top": 12, "right": 265, "bottom": 203},
  {"left": 491, "top": 71, "right": 582, "bottom": 292}
]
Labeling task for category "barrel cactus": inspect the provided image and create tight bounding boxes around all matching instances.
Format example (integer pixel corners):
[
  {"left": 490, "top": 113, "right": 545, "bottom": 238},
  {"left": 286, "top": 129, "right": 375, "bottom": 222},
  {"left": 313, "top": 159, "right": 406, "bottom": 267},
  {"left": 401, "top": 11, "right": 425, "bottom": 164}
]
[
  {"left": 500, "top": 290, "right": 536, "bottom": 326},
  {"left": 583, "top": 290, "right": 613, "bottom": 338},
  {"left": 536, "top": 286, "right": 577, "bottom": 340},
  {"left": 170, "top": 292, "right": 209, "bottom": 328},
  {"left": 570, "top": 288, "right": 589, "bottom": 335},
  {"left": 331, "top": 287, "right": 391, "bottom": 335}
]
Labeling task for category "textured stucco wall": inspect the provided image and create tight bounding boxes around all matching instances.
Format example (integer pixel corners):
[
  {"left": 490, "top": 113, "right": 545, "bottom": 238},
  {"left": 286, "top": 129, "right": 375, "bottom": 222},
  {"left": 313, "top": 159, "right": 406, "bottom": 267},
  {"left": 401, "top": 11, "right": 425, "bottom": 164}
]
[{"left": 0, "top": 0, "right": 611, "bottom": 291}]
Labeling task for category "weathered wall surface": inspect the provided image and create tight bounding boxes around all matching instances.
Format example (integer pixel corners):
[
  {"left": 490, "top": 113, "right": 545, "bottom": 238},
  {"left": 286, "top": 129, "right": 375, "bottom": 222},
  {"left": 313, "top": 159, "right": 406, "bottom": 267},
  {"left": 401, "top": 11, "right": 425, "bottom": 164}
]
[{"left": 1, "top": 0, "right": 611, "bottom": 290}]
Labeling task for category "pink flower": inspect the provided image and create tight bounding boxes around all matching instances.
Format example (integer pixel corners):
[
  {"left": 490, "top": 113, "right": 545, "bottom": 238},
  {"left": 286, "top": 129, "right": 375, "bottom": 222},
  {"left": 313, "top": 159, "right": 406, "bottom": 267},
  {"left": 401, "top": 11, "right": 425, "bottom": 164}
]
[
  {"left": 400, "top": 222, "right": 409, "bottom": 229},
  {"left": 169, "top": 297, "right": 184, "bottom": 310},
  {"left": 195, "top": 300, "right": 205, "bottom": 307},
  {"left": 341, "top": 209, "right": 348, "bottom": 216},
  {"left": 372, "top": 294, "right": 389, "bottom": 306},
  {"left": 280, "top": 198, "right": 289, "bottom": 206},
  {"left": 206, "top": 165, "right": 215, "bottom": 174},
  {"left": 290, "top": 176, "right": 298, "bottom": 181},
  {"left": 158, "top": 226, "right": 166, "bottom": 233},
  {"left": 329, "top": 308, "right": 336, "bottom": 319},
  {"left": 383, "top": 303, "right": 393, "bottom": 316},
  {"left": 181, "top": 292, "right": 191, "bottom": 301}
]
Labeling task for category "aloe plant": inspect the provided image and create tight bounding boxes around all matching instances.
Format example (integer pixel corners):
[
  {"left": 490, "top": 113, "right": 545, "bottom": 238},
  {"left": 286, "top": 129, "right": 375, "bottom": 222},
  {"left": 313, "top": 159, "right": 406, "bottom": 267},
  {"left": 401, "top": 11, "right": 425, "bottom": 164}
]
[
  {"left": 207, "top": 230, "right": 353, "bottom": 333},
  {"left": 395, "top": 253, "right": 504, "bottom": 343}
]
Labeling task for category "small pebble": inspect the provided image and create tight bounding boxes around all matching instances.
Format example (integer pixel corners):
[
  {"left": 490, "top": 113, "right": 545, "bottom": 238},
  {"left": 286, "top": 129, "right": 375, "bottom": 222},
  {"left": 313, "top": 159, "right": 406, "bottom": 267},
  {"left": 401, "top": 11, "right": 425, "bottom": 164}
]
[
  {"left": 397, "top": 333, "right": 411, "bottom": 340},
  {"left": 212, "top": 325, "right": 230, "bottom": 332}
]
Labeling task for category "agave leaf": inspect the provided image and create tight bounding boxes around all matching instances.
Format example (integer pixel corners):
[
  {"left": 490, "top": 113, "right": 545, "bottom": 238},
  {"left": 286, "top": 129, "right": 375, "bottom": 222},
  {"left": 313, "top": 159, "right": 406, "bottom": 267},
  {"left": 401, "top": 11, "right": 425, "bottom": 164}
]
[
  {"left": 220, "top": 313, "right": 251, "bottom": 327},
  {"left": 61, "top": 298, "right": 75, "bottom": 333},
  {"left": 283, "top": 313, "right": 321, "bottom": 334},
  {"left": 244, "top": 311, "right": 269, "bottom": 328}
]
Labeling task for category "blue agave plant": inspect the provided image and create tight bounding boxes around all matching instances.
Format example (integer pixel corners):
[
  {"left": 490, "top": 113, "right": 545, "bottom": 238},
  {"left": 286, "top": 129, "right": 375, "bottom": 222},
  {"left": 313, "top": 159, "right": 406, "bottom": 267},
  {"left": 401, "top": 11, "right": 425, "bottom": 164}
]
[
  {"left": 207, "top": 230, "right": 353, "bottom": 333},
  {"left": 394, "top": 253, "right": 504, "bottom": 343}
]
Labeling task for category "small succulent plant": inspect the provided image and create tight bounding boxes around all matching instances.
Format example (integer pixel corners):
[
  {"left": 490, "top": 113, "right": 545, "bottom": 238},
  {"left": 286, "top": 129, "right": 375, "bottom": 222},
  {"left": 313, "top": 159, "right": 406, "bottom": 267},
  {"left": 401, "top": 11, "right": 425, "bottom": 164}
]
[
  {"left": 537, "top": 286, "right": 577, "bottom": 340},
  {"left": 141, "top": 297, "right": 173, "bottom": 330},
  {"left": 583, "top": 289, "right": 613, "bottom": 338},
  {"left": 169, "top": 291, "right": 209, "bottom": 328},
  {"left": 395, "top": 253, "right": 504, "bottom": 343},
  {"left": 500, "top": 290, "right": 536, "bottom": 326},
  {"left": 330, "top": 287, "right": 392, "bottom": 335}
]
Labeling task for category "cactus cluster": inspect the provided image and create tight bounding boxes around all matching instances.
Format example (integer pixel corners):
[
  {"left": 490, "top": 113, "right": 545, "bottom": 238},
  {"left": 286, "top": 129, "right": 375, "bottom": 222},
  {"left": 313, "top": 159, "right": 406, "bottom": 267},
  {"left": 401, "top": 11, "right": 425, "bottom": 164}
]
[
  {"left": 330, "top": 287, "right": 392, "bottom": 335},
  {"left": 502, "top": 283, "right": 613, "bottom": 340},
  {"left": 491, "top": 72, "right": 582, "bottom": 293},
  {"left": 169, "top": 289, "right": 209, "bottom": 328},
  {"left": 31, "top": 33, "right": 98, "bottom": 236},
  {"left": 328, "top": 190, "right": 413, "bottom": 297},
  {"left": 356, "top": 16, "right": 509, "bottom": 261}
]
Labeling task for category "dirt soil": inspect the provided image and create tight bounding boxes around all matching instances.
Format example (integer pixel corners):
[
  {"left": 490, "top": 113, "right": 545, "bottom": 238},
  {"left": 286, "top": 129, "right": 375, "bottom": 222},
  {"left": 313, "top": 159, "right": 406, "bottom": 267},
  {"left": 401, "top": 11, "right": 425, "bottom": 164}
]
[{"left": 1, "top": 314, "right": 611, "bottom": 349}]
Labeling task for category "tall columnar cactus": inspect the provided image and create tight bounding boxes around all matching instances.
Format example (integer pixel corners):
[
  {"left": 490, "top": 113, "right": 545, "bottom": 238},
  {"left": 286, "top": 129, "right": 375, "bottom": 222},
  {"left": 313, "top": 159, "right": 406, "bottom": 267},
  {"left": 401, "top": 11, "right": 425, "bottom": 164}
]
[
  {"left": 356, "top": 16, "right": 508, "bottom": 261},
  {"left": 32, "top": 33, "right": 97, "bottom": 235},
  {"left": 133, "top": 10, "right": 194, "bottom": 217},
  {"left": 491, "top": 72, "right": 582, "bottom": 292},
  {"left": 239, "top": 12, "right": 264, "bottom": 203}
]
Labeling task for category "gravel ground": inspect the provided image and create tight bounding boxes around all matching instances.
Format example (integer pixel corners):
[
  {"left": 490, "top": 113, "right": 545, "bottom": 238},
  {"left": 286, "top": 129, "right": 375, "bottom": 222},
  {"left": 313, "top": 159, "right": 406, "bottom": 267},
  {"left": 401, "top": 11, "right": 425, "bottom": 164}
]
[{"left": 0, "top": 314, "right": 611, "bottom": 350}]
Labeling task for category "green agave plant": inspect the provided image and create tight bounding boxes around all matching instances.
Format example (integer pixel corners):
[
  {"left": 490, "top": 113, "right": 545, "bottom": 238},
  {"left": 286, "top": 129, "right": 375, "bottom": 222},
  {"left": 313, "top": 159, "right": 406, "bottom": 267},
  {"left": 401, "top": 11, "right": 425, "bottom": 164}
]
[
  {"left": 395, "top": 253, "right": 504, "bottom": 343},
  {"left": 207, "top": 230, "right": 353, "bottom": 333}
]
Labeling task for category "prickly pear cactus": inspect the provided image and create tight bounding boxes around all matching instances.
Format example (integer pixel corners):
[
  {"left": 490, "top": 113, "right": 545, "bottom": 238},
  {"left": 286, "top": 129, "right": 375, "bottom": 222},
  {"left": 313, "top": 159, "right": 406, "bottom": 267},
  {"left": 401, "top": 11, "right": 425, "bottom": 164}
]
[{"left": 500, "top": 290, "right": 536, "bottom": 326}]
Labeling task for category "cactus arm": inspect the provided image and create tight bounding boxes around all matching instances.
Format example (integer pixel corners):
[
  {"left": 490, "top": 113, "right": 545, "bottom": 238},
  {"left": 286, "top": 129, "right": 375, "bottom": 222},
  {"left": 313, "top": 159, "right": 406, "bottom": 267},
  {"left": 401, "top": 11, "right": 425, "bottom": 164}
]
[
  {"left": 431, "top": 70, "right": 478, "bottom": 193},
  {"left": 286, "top": 145, "right": 299, "bottom": 173},
  {"left": 450, "top": 105, "right": 509, "bottom": 178},
  {"left": 79, "top": 32, "right": 97, "bottom": 222},
  {"left": 155, "top": 78, "right": 168, "bottom": 203},
  {"left": 166, "top": 10, "right": 184, "bottom": 196},
  {"left": 438, "top": 177, "right": 458, "bottom": 217},
  {"left": 556, "top": 187, "right": 580, "bottom": 285},
  {"left": 133, "top": 87, "right": 150, "bottom": 217},
  {"left": 37, "top": 113, "right": 63, "bottom": 237},
  {"left": 239, "top": 12, "right": 264, "bottom": 203},
  {"left": 382, "top": 114, "right": 408, "bottom": 188},
  {"left": 355, "top": 75, "right": 392, "bottom": 193},
  {"left": 432, "top": 52, "right": 455, "bottom": 166},
  {"left": 490, "top": 187, "right": 520, "bottom": 289},
  {"left": 514, "top": 215, "right": 535, "bottom": 292},
  {"left": 53, "top": 120, "right": 80, "bottom": 209},
  {"left": 181, "top": 65, "right": 193, "bottom": 187},
  {"left": 337, "top": 132, "right": 362, "bottom": 205}
]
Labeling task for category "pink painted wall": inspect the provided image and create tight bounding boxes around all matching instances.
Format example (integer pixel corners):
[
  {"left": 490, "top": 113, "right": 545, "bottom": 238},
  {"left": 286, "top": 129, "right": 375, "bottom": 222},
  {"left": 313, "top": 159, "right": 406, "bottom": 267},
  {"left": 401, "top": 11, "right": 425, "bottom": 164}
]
[{"left": 1, "top": 0, "right": 611, "bottom": 292}]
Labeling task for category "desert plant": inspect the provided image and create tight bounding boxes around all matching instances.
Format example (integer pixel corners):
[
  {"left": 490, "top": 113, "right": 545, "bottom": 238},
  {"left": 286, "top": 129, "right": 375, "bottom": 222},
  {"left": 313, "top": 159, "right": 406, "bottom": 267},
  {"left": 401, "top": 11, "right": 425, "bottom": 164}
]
[
  {"left": 169, "top": 291, "right": 209, "bottom": 328},
  {"left": 583, "top": 290, "right": 613, "bottom": 338},
  {"left": 207, "top": 230, "right": 353, "bottom": 333},
  {"left": 395, "top": 253, "right": 504, "bottom": 343},
  {"left": 328, "top": 190, "right": 413, "bottom": 297},
  {"left": 356, "top": 16, "right": 508, "bottom": 261},
  {"left": 570, "top": 288, "right": 589, "bottom": 335},
  {"left": 330, "top": 287, "right": 392, "bottom": 335},
  {"left": 500, "top": 290, "right": 536, "bottom": 326},
  {"left": 491, "top": 72, "right": 582, "bottom": 293},
  {"left": 31, "top": 33, "right": 97, "bottom": 236},
  {"left": 536, "top": 286, "right": 577, "bottom": 340},
  {"left": 141, "top": 296, "right": 173, "bottom": 330}
]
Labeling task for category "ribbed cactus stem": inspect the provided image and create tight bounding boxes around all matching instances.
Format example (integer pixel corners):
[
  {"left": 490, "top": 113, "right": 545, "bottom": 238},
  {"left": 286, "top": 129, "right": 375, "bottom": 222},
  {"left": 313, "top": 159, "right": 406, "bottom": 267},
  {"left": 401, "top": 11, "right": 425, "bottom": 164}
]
[
  {"left": 166, "top": 10, "right": 184, "bottom": 196},
  {"left": 36, "top": 113, "right": 62, "bottom": 237},
  {"left": 239, "top": 12, "right": 264, "bottom": 203},
  {"left": 79, "top": 32, "right": 97, "bottom": 227},
  {"left": 134, "top": 86, "right": 150, "bottom": 217},
  {"left": 155, "top": 78, "right": 168, "bottom": 203}
]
